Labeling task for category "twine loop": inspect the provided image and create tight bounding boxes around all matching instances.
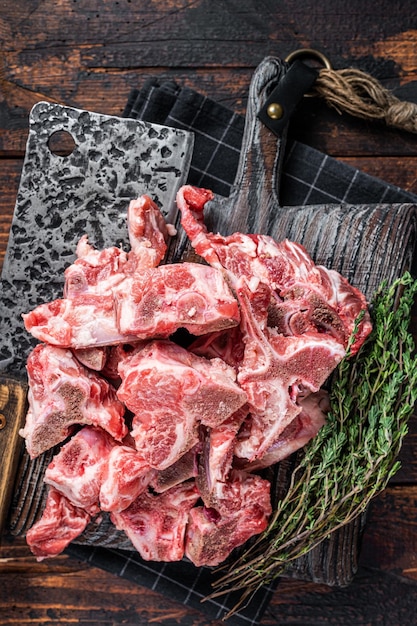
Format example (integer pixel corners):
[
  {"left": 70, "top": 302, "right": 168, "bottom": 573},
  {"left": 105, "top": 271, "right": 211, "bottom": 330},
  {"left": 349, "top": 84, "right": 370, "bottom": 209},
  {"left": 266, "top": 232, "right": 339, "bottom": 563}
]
[
  {"left": 313, "top": 67, "right": 417, "bottom": 133},
  {"left": 285, "top": 49, "right": 417, "bottom": 134}
]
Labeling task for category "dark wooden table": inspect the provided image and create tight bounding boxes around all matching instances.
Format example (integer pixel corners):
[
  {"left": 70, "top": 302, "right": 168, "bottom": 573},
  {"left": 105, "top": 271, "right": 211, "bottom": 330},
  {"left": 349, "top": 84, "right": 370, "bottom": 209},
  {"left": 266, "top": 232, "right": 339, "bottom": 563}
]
[{"left": 1, "top": 1, "right": 417, "bottom": 624}]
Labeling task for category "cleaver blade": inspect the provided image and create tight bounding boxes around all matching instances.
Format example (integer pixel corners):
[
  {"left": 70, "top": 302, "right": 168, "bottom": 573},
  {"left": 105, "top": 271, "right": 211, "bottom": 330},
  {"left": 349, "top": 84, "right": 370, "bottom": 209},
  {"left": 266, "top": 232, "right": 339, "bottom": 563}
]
[{"left": 0, "top": 101, "right": 194, "bottom": 535}]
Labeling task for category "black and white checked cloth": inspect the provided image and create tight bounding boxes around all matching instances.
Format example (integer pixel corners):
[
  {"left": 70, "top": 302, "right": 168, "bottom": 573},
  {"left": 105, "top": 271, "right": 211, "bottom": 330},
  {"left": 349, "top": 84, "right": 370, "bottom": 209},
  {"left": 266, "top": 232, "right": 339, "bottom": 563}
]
[{"left": 67, "top": 78, "right": 417, "bottom": 625}]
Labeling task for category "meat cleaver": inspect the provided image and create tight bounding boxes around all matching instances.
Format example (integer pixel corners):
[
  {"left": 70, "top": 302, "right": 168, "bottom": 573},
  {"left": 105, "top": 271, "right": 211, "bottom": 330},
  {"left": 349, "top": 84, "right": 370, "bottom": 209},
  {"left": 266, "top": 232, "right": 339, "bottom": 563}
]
[{"left": 0, "top": 101, "right": 194, "bottom": 535}]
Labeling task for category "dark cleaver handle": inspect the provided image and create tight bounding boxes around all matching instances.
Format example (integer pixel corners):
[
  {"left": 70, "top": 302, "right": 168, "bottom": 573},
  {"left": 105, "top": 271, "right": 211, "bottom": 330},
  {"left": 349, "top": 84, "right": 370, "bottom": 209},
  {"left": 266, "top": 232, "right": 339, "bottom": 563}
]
[{"left": 0, "top": 375, "right": 27, "bottom": 539}]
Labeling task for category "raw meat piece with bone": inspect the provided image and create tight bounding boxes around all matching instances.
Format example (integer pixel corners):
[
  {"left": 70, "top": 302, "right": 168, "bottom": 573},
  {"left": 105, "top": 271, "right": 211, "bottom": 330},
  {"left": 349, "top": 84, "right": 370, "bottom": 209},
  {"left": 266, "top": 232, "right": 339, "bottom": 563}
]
[
  {"left": 116, "top": 262, "right": 240, "bottom": 337},
  {"left": 185, "top": 470, "right": 272, "bottom": 567},
  {"left": 23, "top": 195, "right": 240, "bottom": 349},
  {"left": 19, "top": 343, "right": 127, "bottom": 458},
  {"left": 23, "top": 195, "right": 174, "bottom": 349},
  {"left": 22, "top": 293, "right": 138, "bottom": 349},
  {"left": 64, "top": 194, "right": 171, "bottom": 298},
  {"left": 111, "top": 482, "right": 200, "bottom": 562},
  {"left": 176, "top": 185, "right": 371, "bottom": 354},
  {"left": 44, "top": 425, "right": 117, "bottom": 515},
  {"left": 116, "top": 339, "right": 247, "bottom": 469},
  {"left": 26, "top": 487, "right": 91, "bottom": 561},
  {"left": 232, "top": 278, "right": 345, "bottom": 460},
  {"left": 23, "top": 263, "right": 240, "bottom": 349}
]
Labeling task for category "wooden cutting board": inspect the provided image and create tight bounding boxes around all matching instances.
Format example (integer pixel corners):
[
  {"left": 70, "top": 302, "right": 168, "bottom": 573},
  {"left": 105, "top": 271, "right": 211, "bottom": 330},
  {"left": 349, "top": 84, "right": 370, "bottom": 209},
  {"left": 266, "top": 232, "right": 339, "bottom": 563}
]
[{"left": 6, "top": 57, "right": 417, "bottom": 587}]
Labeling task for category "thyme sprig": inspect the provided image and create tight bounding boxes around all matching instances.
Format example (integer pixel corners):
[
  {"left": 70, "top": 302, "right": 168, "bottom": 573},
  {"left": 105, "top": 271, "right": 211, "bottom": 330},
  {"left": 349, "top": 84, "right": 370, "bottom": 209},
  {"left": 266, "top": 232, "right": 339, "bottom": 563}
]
[{"left": 210, "top": 272, "right": 417, "bottom": 614}]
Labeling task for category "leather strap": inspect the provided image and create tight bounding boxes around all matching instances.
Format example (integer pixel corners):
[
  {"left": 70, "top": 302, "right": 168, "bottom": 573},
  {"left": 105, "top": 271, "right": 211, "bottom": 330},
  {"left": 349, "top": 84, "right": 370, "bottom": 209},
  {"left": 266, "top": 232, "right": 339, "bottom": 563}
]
[{"left": 258, "top": 60, "right": 318, "bottom": 135}]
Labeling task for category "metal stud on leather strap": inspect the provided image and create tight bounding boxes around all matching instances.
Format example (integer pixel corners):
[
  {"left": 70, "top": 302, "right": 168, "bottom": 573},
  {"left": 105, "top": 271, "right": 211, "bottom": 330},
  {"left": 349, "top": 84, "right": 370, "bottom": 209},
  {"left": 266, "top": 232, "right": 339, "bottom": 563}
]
[{"left": 266, "top": 102, "right": 284, "bottom": 120}]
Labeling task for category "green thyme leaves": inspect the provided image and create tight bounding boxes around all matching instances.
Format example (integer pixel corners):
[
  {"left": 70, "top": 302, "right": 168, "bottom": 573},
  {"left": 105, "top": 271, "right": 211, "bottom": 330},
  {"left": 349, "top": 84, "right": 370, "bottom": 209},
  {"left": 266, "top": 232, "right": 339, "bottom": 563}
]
[{"left": 211, "top": 272, "right": 417, "bottom": 612}]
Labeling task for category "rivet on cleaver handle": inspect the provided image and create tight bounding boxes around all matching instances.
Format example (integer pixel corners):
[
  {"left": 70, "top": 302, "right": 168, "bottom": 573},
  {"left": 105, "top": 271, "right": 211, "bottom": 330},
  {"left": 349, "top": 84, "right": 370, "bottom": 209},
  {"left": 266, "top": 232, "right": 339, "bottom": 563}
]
[{"left": 0, "top": 376, "right": 27, "bottom": 538}]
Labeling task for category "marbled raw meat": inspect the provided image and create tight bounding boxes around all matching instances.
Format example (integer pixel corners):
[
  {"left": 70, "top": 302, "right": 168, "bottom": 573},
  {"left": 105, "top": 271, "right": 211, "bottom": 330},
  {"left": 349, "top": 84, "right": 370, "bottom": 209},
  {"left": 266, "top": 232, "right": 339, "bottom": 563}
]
[
  {"left": 111, "top": 482, "right": 200, "bottom": 562},
  {"left": 176, "top": 184, "right": 371, "bottom": 354},
  {"left": 20, "top": 343, "right": 127, "bottom": 458},
  {"left": 185, "top": 470, "right": 271, "bottom": 567},
  {"left": 117, "top": 339, "right": 247, "bottom": 469},
  {"left": 233, "top": 278, "right": 346, "bottom": 460},
  {"left": 99, "top": 445, "right": 156, "bottom": 513},
  {"left": 116, "top": 261, "right": 240, "bottom": 338},
  {"left": 26, "top": 487, "right": 91, "bottom": 561},
  {"left": 23, "top": 264, "right": 240, "bottom": 350},
  {"left": 197, "top": 405, "right": 248, "bottom": 502},
  {"left": 177, "top": 185, "right": 372, "bottom": 461},
  {"left": 22, "top": 294, "right": 138, "bottom": 348},
  {"left": 44, "top": 425, "right": 116, "bottom": 515}
]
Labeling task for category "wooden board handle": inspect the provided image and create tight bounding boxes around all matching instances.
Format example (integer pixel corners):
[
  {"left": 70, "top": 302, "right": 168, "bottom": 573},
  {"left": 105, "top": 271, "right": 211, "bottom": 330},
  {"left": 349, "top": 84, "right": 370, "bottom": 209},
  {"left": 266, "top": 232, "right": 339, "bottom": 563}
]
[
  {"left": 0, "top": 376, "right": 27, "bottom": 539},
  {"left": 215, "top": 56, "right": 288, "bottom": 236}
]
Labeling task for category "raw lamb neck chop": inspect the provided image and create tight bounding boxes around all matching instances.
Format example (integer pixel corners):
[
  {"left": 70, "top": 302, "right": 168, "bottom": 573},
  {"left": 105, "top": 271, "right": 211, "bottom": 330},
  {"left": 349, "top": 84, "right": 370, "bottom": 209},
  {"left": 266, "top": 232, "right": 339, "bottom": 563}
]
[
  {"left": 23, "top": 195, "right": 240, "bottom": 349},
  {"left": 111, "top": 481, "right": 200, "bottom": 562},
  {"left": 177, "top": 185, "right": 371, "bottom": 354},
  {"left": 116, "top": 339, "right": 247, "bottom": 470},
  {"left": 116, "top": 262, "right": 240, "bottom": 338},
  {"left": 185, "top": 469, "right": 272, "bottom": 567},
  {"left": 23, "top": 262, "right": 240, "bottom": 349},
  {"left": 20, "top": 343, "right": 127, "bottom": 458},
  {"left": 26, "top": 487, "right": 91, "bottom": 561},
  {"left": 44, "top": 425, "right": 117, "bottom": 516}
]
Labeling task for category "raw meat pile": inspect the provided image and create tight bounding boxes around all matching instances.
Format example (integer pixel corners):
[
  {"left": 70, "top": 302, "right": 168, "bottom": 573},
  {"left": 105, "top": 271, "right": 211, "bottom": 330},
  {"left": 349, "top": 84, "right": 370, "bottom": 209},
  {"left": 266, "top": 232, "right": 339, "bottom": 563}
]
[{"left": 20, "top": 186, "right": 372, "bottom": 567}]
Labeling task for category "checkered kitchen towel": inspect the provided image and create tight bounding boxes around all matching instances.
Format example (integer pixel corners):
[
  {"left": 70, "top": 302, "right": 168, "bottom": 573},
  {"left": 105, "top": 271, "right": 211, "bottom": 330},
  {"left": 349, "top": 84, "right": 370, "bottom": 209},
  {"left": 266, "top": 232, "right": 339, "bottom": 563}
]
[{"left": 66, "top": 78, "right": 417, "bottom": 625}]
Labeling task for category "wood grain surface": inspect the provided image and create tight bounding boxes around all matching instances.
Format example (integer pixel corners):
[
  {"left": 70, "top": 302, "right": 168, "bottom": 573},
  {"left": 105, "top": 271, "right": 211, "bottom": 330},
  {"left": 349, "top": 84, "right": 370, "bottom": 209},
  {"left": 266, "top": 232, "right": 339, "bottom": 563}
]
[{"left": 1, "top": 1, "right": 417, "bottom": 624}]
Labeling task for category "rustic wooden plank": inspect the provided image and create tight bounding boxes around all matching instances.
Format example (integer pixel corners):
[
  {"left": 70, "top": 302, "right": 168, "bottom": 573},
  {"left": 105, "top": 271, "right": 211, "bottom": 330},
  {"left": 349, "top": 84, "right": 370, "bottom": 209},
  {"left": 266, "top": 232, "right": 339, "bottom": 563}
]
[
  {"left": 265, "top": 568, "right": 417, "bottom": 625},
  {"left": 359, "top": 485, "right": 417, "bottom": 579},
  {"left": 1, "top": 1, "right": 417, "bottom": 157},
  {"left": 0, "top": 535, "right": 224, "bottom": 626},
  {"left": 1, "top": 69, "right": 416, "bottom": 158},
  {"left": 2, "top": 0, "right": 416, "bottom": 70}
]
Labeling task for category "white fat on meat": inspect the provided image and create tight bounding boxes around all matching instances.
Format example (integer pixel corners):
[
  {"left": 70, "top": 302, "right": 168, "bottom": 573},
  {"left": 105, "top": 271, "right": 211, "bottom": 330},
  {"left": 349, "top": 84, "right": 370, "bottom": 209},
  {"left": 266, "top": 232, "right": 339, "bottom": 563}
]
[
  {"left": 22, "top": 294, "right": 139, "bottom": 349},
  {"left": 111, "top": 482, "right": 200, "bottom": 562},
  {"left": 25, "top": 487, "right": 91, "bottom": 561},
  {"left": 20, "top": 344, "right": 127, "bottom": 458},
  {"left": 117, "top": 339, "right": 247, "bottom": 470}
]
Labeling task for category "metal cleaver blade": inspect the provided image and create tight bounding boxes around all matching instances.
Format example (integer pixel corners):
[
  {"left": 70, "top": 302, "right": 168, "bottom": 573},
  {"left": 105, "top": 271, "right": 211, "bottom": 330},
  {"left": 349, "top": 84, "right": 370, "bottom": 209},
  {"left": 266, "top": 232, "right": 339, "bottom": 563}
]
[{"left": 0, "top": 101, "right": 194, "bottom": 534}]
